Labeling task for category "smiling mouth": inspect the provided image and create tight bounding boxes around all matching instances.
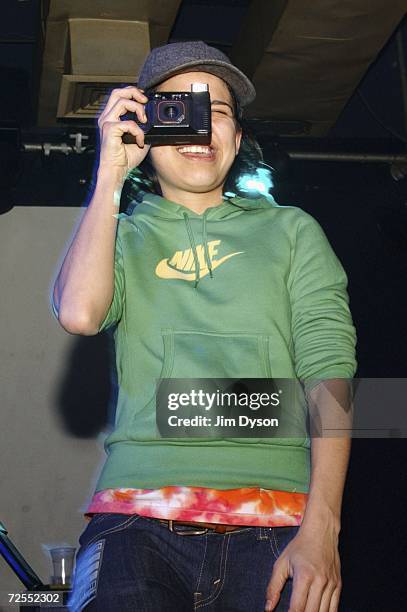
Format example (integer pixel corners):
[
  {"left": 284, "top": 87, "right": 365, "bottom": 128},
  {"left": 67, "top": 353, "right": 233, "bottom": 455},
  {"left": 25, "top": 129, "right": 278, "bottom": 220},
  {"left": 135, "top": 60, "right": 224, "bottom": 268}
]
[{"left": 176, "top": 145, "right": 216, "bottom": 160}]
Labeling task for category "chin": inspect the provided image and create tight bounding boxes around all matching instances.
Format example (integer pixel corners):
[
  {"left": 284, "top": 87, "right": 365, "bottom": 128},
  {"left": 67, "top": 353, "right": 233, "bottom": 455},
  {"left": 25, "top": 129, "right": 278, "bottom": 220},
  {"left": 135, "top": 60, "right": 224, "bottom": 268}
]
[
  {"left": 179, "top": 178, "right": 224, "bottom": 193},
  {"left": 177, "top": 170, "right": 227, "bottom": 190}
]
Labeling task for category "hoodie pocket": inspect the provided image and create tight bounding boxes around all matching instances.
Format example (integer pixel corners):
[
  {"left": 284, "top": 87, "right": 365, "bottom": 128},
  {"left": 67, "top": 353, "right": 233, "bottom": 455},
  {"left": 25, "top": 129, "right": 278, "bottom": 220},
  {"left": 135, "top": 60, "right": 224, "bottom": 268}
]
[
  {"left": 128, "top": 329, "right": 274, "bottom": 441},
  {"left": 159, "top": 328, "right": 273, "bottom": 379}
]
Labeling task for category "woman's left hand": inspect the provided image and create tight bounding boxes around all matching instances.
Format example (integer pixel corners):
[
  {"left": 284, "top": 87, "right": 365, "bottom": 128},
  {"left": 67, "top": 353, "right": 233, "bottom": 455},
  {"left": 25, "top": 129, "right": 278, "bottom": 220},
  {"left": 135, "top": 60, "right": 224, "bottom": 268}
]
[{"left": 264, "top": 521, "right": 342, "bottom": 612}]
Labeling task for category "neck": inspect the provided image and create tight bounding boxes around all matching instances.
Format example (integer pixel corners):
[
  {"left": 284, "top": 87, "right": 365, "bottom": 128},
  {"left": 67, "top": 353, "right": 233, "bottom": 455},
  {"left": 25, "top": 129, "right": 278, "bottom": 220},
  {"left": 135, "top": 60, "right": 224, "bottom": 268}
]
[{"left": 160, "top": 185, "right": 225, "bottom": 214}]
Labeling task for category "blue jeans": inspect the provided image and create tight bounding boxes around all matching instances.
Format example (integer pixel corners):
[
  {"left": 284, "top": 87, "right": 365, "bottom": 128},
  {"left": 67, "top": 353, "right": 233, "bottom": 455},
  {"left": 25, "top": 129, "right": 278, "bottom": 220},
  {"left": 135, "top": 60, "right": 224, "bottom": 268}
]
[{"left": 67, "top": 513, "right": 299, "bottom": 611}]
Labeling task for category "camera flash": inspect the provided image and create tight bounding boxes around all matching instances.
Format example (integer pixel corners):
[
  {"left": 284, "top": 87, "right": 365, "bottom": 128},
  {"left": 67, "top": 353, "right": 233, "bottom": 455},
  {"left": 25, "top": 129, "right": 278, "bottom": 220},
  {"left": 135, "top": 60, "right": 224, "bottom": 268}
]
[{"left": 191, "top": 83, "right": 209, "bottom": 92}]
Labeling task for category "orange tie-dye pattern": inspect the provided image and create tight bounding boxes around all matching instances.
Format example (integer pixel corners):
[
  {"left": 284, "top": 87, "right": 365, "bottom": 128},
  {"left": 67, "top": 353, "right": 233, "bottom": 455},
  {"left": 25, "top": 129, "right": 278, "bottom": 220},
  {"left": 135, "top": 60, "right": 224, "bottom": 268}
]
[{"left": 85, "top": 486, "right": 307, "bottom": 527}]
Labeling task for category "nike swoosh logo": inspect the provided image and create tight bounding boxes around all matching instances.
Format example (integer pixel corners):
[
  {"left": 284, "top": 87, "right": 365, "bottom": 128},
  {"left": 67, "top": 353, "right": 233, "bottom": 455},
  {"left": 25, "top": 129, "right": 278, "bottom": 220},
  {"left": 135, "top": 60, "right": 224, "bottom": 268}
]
[{"left": 155, "top": 251, "right": 244, "bottom": 281}]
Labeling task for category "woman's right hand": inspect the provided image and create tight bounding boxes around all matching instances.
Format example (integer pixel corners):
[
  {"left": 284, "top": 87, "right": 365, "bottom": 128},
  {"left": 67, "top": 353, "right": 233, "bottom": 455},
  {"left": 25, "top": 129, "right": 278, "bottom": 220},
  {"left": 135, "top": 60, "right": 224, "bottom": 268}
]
[{"left": 97, "top": 85, "right": 151, "bottom": 172}]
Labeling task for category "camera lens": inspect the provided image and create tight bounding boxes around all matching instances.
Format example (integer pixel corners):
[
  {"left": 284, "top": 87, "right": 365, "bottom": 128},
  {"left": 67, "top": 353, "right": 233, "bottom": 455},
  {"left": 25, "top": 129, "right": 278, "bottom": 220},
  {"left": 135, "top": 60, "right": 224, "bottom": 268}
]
[
  {"left": 157, "top": 100, "right": 185, "bottom": 124},
  {"left": 163, "top": 104, "right": 180, "bottom": 120}
]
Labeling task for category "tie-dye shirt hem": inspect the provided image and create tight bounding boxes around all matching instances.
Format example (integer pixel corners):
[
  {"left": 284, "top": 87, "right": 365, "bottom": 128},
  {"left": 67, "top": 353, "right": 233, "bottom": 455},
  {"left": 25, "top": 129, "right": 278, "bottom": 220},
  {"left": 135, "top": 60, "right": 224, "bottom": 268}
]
[{"left": 85, "top": 486, "right": 307, "bottom": 527}]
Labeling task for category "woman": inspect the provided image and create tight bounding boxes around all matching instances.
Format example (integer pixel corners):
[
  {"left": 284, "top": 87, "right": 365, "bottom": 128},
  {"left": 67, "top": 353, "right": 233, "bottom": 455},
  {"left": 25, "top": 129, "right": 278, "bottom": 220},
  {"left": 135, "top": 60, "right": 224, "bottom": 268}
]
[{"left": 53, "top": 41, "right": 357, "bottom": 612}]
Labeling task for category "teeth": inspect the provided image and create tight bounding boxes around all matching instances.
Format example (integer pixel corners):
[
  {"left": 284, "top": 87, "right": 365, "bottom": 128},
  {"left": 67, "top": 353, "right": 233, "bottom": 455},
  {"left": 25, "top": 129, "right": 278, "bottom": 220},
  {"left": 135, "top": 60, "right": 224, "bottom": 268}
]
[{"left": 177, "top": 146, "right": 213, "bottom": 155}]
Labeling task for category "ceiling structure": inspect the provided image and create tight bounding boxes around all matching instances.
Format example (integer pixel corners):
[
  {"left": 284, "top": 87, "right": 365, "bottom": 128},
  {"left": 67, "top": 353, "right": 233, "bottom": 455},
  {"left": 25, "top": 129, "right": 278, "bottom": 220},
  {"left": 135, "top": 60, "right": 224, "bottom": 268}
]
[
  {"left": 0, "top": 0, "right": 406, "bottom": 139},
  {"left": 231, "top": 0, "right": 407, "bottom": 135},
  {"left": 0, "top": 0, "right": 407, "bottom": 137},
  {"left": 38, "top": 0, "right": 183, "bottom": 125}
]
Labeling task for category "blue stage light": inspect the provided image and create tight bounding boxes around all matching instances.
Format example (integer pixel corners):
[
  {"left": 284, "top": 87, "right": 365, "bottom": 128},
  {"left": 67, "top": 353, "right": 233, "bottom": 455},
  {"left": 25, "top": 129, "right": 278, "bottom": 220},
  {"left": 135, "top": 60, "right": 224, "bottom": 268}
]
[{"left": 236, "top": 167, "right": 274, "bottom": 196}]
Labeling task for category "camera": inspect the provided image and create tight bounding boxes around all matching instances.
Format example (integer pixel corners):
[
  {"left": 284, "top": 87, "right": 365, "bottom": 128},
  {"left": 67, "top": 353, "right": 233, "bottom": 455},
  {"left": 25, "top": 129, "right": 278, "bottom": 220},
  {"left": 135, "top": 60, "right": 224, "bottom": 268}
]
[{"left": 121, "top": 83, "right": 211, "bottom": 145}]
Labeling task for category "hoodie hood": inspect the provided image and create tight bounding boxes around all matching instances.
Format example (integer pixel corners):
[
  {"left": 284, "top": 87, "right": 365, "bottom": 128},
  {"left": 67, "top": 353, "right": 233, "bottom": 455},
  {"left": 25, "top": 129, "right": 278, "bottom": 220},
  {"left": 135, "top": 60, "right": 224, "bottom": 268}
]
[
  {"left": 128, "top": 192, "right": 275, "bottom": 288},
  {"left": 136, "top": 192, "right": 273, "bottom": 220}
]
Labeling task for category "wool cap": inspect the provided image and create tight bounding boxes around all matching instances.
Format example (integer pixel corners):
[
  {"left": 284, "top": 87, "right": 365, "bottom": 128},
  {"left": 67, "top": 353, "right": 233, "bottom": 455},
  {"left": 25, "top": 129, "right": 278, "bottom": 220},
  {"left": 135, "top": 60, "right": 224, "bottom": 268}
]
[{"left": 137, "top": 40, "right": 256, "bottom": 108}]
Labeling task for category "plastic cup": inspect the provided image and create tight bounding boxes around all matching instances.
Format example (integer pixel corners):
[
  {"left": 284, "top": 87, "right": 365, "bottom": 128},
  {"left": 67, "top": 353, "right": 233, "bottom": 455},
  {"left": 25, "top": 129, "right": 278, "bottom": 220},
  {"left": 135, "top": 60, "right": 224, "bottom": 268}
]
[{"left": 49, "top": 546, "right": 76, "bottom": 588}]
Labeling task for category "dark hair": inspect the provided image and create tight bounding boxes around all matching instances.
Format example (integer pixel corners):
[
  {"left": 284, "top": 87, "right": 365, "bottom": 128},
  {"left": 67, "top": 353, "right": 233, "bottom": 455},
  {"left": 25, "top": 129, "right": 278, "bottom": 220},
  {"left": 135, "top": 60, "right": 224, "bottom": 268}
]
[{"left": 124, "top": 82, "right": 264, "bottom": 202}]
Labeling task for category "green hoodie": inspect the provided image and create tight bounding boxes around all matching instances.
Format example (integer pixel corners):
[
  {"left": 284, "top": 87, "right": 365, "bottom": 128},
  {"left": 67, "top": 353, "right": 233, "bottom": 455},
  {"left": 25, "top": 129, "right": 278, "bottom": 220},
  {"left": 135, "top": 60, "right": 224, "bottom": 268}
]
[{"left": 87, "top": 192, "right": 357, "bottom": 494}]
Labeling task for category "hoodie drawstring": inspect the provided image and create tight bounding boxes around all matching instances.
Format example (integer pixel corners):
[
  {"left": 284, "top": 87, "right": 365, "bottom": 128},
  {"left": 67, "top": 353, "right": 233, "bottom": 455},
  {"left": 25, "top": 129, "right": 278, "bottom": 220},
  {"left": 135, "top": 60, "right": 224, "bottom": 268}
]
[
  {"left": 202, "top": 214, "right": 214, "bottom": 279},
  {"left": 182, "top": 212, "right": 213, "bottom": 288}
]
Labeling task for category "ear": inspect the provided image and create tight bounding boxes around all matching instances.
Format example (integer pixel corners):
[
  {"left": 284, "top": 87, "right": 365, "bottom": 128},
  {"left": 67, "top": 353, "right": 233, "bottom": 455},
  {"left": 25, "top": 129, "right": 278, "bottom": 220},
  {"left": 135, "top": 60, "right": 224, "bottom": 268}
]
[{"left": 235, "top": 125, "right": 243, "bottom": 156}]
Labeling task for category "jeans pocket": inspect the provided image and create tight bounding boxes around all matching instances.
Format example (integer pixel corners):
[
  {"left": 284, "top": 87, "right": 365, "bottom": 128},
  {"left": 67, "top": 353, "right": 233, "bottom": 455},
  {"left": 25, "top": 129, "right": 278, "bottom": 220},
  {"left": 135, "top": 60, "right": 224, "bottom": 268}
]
[
  {"left": 88, "top": 512, "right": 111, "bottom": 527},
  {"left": 78, "top": 513, "right": 142, "bottom": 548},
  {"left": 269, "top": 526, "right": 300, "bottom": 560}
]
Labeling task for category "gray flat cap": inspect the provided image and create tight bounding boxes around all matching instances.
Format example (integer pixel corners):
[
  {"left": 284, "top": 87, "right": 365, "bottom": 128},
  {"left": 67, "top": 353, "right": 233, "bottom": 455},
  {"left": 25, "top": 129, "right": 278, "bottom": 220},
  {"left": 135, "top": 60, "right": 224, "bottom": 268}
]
[{"left": 137, "top": 40, "right": 256, "bottom": 108}]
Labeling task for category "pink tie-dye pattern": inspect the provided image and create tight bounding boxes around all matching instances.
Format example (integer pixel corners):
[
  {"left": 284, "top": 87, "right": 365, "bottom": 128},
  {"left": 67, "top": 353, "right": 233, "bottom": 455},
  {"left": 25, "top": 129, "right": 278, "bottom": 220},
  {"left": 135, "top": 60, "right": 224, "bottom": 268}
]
[{"left": 85, "top": 486, "right": 307, "bottom": 526}]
